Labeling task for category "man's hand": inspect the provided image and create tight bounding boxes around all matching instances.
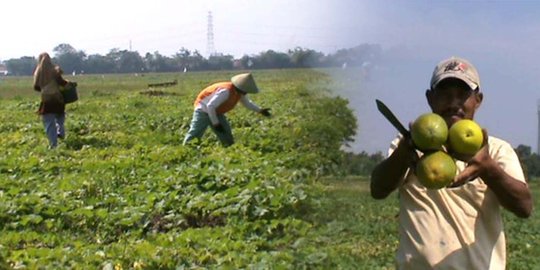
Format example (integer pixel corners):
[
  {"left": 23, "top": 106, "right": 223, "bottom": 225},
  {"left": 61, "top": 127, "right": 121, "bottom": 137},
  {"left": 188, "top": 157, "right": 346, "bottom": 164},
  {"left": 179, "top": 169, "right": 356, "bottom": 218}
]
[
  {"left": 370, "top": 134, "right": 418, "bottom": 199},
  {"left": 213, "top": 123, "right": 225, "bottom": 133},
  {"left": 449, "top": 129, "right": 489, "bottom": 187},
  {"left": 405, "top": 122, "right": 420, "bottom": 168},
  {"left": 401, "top": 134, "right": 420, "bottom": 172},
  {"left": 260, "top": 108, "right": 271, "bottom": 117}
]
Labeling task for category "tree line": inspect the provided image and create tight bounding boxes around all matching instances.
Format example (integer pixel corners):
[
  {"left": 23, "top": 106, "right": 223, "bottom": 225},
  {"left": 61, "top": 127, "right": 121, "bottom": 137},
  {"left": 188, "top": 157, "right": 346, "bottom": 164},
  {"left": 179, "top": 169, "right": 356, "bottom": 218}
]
[
  {"left": 515, "top": 144, "right": 540, "bottom": 181},
  {"left": 2, "top": 43, "right": 381, "bottom": 76}
]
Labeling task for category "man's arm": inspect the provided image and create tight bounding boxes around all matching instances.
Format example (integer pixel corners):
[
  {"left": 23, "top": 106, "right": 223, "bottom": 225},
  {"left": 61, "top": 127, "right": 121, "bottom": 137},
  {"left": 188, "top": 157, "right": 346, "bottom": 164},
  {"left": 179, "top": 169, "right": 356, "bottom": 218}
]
[
  {"left": 455, "top": 141, "right": 533, "bottom": 218},
  {"left": 56, "top": 74, "right": 68, "bottom": 87},
  {"left": 370, "top": 138, "right": 416, "bottom": 199},
  {"left": 481, "top": 160, "right": 532, "bottom": 218},
  {"left": 239, "top": 95, "right": 261, "bottom": 112},
  {"left": 206, "top": 89, "right": 229, "bottom": 125}
]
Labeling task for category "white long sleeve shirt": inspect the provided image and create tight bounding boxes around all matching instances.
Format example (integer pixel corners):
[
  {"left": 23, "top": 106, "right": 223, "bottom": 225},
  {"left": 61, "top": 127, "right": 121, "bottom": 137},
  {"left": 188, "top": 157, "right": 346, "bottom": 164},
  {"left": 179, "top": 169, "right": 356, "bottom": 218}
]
[{"left": 195, "top": 87, "right": 261, "bottom": 125}]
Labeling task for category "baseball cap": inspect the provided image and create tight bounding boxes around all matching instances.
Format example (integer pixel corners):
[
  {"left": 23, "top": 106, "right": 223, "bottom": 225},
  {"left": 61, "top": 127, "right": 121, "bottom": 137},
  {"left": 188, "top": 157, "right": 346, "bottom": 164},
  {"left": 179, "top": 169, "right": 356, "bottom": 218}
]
[{"left": 430, "top": 57, "right": 480, "bottom": 91}]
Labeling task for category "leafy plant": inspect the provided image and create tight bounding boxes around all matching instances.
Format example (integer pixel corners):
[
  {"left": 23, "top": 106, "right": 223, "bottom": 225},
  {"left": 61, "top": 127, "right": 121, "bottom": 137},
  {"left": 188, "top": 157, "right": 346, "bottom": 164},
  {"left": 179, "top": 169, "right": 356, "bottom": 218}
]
[{"left": 0, "top": 69, "right": 358, "bottom": 268}]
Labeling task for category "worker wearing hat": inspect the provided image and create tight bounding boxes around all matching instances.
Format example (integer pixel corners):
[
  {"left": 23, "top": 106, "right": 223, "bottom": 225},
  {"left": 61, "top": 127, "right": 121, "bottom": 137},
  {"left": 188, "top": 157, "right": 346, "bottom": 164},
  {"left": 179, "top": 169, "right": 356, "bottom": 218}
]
[{"left": 183, "top": 73, "right": 271, "bottom": 147}]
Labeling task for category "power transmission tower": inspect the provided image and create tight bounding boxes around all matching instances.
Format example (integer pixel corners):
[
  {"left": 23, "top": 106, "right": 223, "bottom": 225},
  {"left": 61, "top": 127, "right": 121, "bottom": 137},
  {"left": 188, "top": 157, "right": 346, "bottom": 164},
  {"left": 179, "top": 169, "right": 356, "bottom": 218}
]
[{"left": 207, "top": 11, "right": 216, "bottom": 57}]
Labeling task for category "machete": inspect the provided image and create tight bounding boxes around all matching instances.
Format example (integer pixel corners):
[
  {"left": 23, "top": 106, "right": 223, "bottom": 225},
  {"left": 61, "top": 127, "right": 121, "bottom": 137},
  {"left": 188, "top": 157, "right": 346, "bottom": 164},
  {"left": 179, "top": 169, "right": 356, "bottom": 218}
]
[{"left": 375, "top": 99, "right": 410, "bottom": 137}]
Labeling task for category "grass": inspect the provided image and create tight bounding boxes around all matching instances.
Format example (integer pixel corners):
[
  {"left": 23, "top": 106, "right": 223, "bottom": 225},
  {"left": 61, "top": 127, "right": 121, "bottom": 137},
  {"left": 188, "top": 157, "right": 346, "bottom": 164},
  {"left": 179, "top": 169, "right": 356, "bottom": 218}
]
[
  {"left": 0, "top": 69, "right": 330, "bottom": 99},
  {"left": 0, "top": 69, "right": 352, "bottom": 268}
]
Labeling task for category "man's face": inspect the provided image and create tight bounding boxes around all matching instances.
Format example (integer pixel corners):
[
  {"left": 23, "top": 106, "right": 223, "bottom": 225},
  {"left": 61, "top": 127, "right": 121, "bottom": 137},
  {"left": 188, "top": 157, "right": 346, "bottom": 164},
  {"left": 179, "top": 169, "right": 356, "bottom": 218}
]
[{"left": 426, "top": 78, "right": 483, "bottom": 127}]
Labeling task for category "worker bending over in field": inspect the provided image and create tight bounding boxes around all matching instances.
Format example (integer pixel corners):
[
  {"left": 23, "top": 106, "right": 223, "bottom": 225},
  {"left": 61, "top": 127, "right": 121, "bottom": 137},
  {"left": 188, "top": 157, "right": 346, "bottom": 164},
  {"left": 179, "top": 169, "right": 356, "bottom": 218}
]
[
  {"left": 183, "top": 73, "right": 271, "bottom": 147},
  {"left": 370, "top": 56, "right": 532, "bottom": 269}
]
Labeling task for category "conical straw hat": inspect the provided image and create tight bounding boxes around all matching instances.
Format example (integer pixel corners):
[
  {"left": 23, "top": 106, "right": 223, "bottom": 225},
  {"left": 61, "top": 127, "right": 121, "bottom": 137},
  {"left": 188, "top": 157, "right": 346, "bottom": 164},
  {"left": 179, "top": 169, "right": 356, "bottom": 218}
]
[{"left": 231, "top": 73, "right": 259, "bottom": 94}]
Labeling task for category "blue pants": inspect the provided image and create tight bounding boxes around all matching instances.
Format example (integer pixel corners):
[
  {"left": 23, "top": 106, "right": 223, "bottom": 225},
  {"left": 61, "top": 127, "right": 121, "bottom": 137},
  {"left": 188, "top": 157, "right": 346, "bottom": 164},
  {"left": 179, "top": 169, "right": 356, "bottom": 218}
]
[
  {"left": 183, "top": 110, "right": 234, "bottom": 147},
  {"left": 42, "top": 113, "right": 65, "bottom": 148}
]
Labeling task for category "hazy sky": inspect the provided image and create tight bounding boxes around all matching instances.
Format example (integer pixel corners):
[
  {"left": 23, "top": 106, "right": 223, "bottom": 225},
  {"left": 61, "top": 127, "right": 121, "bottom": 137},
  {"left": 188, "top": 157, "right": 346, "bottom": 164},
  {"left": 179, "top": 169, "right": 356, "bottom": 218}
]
[
  {"left": 1, "top": 0, "right": 360, "bottom": 59},
  {"left": 3, "top": 0, "right": 540, "bottom": 153},
  {"left": 330, "top": 1, "right": 540, "bottom": 154}
]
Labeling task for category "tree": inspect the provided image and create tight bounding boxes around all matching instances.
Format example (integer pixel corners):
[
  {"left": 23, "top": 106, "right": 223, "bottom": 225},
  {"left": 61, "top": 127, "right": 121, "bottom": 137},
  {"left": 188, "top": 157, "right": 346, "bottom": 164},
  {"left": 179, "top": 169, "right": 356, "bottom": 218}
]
[
  {"left": 207, "top": 54, "right": 234, "bottom": 70},
  {"left": 254, "top": 50, "right": 291, "bottom": 69},
  {"left": 5, "top": 56, "right": 36, "bottom": 76},
  {"left": 84, "top": 54, "right": 115, "bottom": 74},
  {"left": 53, "top": 43, "right": 86, "bottom": 74},
  {"left": 288, "top": 47, "right": 324, "bottom": 68},
  {"left": 106, "top": 49, "right": 144, "bottom": 73},
  {"left": 119, "top": 51, "right": 144, "bottom": 73},
  {"left": 173, "top": 48, "right": 206, "bottom": 71},
  {"left": 341, "top": 151, "right": 384, "bottom": 176},
  {"left": 174, "top": 47, "right": 191, "bottom": 71},
  {"left": 237, "top": 55, "right": 255, "bottom": 69},
  {"left": 144, "top": 51, "right": 176, "bottom": 72},
  {"left": 514, "top": 144, "right": 540, "bottom": 181}
]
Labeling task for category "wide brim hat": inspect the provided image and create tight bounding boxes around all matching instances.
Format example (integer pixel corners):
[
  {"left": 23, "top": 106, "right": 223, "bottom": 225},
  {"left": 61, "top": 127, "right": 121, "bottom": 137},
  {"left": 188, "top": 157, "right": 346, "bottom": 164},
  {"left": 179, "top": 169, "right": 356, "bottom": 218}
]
[
  {"left": 231, "top": 73, "right": 259, "bottom": 94},
  {"left": 430, "top": 56, "right": 480, "bottom": 91}
]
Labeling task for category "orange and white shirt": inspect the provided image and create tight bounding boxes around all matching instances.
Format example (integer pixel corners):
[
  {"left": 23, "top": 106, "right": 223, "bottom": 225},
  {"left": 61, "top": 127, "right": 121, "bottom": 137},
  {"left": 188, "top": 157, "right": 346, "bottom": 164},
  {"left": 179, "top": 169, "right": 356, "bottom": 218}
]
[
  {"left": 388, "top": 135, "right": 526, "bottom": 270},
  {"left": 194, "top": 82, "right": 261, "bottom": 125}
]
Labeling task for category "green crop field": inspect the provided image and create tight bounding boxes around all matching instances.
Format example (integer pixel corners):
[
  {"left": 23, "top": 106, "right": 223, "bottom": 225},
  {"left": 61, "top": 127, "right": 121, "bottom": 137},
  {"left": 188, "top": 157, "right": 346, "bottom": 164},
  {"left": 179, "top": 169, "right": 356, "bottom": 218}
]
[{"left": 0, "top": 69, "right": 538, "bottom": 269}]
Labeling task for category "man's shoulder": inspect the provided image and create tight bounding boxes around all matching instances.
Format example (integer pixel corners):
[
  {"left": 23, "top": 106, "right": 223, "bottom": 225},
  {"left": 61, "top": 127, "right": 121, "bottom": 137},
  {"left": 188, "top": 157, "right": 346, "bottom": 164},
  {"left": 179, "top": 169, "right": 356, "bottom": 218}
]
[
  {"left": 487, "top": 135, "right": 514, "bottom": 150},
  {"left": 213, "top": 81, "right": 234, "bottom": 88}
]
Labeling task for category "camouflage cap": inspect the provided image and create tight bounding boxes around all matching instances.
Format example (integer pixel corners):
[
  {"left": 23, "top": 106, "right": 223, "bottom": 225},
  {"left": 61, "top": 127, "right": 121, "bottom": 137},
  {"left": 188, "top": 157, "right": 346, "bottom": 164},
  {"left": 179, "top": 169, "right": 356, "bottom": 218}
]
[{"left": 430, "top": 57, "right": 480, "bottom": 91}]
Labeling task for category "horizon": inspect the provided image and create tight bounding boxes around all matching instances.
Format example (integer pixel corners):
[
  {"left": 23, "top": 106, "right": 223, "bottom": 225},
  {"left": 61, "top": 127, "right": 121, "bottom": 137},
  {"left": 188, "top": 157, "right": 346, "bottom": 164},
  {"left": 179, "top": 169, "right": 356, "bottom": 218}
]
[{"left": 0, "top": 43, "right": 368, "bottom": 62}]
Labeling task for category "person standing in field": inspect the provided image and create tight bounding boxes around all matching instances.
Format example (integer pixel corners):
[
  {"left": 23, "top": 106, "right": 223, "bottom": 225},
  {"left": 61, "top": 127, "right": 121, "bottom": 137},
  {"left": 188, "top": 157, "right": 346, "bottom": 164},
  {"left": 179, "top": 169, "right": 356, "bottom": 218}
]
[
  {"left": 183, "top": 73, "right": 271, "bottom": 147},
  {"left": 33, "top": 52, "right": 75, "bottom": 148},
  {"left": 370, "top": 56, "right": 532, "bottom": 269}
]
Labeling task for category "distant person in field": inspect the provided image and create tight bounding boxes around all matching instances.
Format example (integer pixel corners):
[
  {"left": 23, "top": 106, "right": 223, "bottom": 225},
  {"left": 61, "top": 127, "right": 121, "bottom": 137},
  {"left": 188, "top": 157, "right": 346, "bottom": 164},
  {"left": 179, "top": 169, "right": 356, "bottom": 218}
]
[
  {"left": 370, "top": 56, "right": 532, "bottom": 269},
  {"left": 183, "top": 73, "right": 271, "bottom": 147},
  {"left": 33, "top": 52, "right": 76, "bottom": 148}
]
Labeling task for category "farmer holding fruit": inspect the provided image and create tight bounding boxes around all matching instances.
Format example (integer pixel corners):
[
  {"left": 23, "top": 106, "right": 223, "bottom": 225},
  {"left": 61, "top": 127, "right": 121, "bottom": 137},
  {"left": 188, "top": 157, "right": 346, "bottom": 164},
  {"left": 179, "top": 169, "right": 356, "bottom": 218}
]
[
  {"left": 183, "top": 73, "right": 271, "bottom": 147},
  {"left": 370, "top": 56, "right": 532, "bottom": 269},
  {"left": 33, "top": 52, "right": 76, "bottom": 148}
]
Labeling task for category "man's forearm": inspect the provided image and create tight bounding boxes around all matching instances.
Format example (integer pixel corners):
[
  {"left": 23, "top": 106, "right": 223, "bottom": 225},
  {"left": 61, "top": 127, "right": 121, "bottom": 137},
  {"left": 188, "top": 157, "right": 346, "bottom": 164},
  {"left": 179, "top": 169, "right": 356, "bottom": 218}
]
[
  {"left": 371, "top": 141, "right": 412, "bottom": 199},
  {"left": 481, "top": 160, "right": 533, "bottom": 218}
]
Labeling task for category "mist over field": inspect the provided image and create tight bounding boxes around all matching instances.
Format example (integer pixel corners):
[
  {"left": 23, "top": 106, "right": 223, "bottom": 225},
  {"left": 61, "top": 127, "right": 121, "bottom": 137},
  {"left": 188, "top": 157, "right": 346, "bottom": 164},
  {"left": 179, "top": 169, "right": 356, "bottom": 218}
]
[
  {"left": 330, "top": 0, "right": 540, "bottom": 154},
  {"left": 330, "top": 45, "right": 540, "bottom": 154}
]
